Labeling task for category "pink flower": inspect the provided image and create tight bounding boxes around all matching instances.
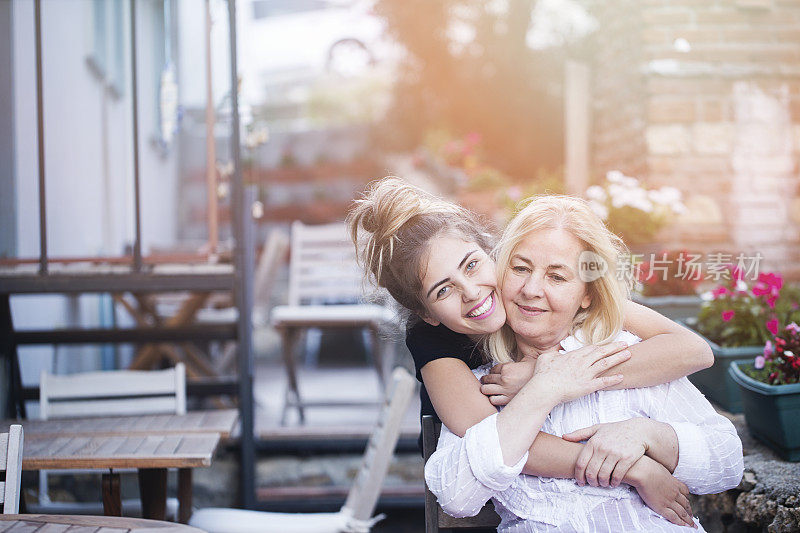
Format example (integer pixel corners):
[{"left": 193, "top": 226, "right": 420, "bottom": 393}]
[
  {"left": 712, "top": 286, "right": 730, "bottom": 299},
  {"left": 766, "top": 318, "right": 779, "bottom": 336},
  {"left": 758, "top": 272, "right": 783, "bottom": 291},
  {"left": 766, "top": 294, "right": 778, "bottom": 309},
  {"left": 786, "top": 322, "right": 800, "bottom": 334},
  {"left": 731, "top": 265, "right": 744, "bottom": 281},
  {"left": 755, "top": 355, "right": 766, "bottom": 369},
  {"left": 722, "top": 310, "right": 735, "bottom": 322},
  {"left": 764, "top": 340, "right": 774, "bottom": 357},
  {"left": 752, "top": 283, "right": 771, "bottom": 297}
]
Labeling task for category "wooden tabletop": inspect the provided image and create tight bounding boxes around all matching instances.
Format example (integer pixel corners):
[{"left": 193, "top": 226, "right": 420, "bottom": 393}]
[
  {"left": 0, "top": 514, "right": 205, "bottom": 532},
  {"left": 21, "top": 432, "right": 220, "bottom": 470},
  {"left": 0, "top": 409, "right": 238, "bottom": 439}
]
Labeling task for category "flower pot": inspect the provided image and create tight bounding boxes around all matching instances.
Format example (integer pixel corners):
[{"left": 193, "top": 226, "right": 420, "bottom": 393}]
[
  {"left": 682, "top": 323, "right": 763, "bottom": 413},
  {"left": 729, "top": 360, "right": 800, "bottom": 461},
  {"left": 633, "top": 294, "right": 702, "bottom": 321}
]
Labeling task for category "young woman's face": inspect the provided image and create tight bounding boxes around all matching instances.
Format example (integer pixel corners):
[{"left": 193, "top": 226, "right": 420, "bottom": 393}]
[
  {"left": 501, "top": 228, "right": 592, "bottom": 354},
  {"left": 418, "top": 235, "right": 506, "bottom": 337}
]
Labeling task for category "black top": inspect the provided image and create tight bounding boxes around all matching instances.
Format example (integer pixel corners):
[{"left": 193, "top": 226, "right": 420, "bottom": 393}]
[{"left": 405, "top": 321, "right": 485, "bottom": 427}]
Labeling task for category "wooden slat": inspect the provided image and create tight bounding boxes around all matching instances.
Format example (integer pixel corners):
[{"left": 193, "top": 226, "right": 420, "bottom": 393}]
[
  {"left": 44, "top": 399, "right": 179, "bottom": 420},
  {"left": 0, "top": 515, "right": 205, "bottom": 532},
  {"left": 2, "top": 521, "right": 42, "bottom": 533},
  {"left": 0, "top": 410, "right": 237, "bottom": 438},
  {"left": 22, "top": 433, "right": 218, "bottom": 470},
  {"left": 46, "top": 369, "right": 179, "bottom": 398},
  {"left": 26, "top": 525, "right": 70, "bottom": 533}
]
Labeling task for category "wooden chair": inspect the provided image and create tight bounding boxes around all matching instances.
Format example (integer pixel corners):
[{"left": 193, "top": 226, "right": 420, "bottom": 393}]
[
  {"left": 189, "top": 367, "right": 417, "bottom": 533},
  {"left": 1, "top": 425, "right": 23, "bottom": 514},
  {"left": 271, "top": 221, "right": 397, "bottom": 424},
  {"left": 33, "top": 364, "right": 186, "bottom": 518},
  {"left": 422, "top": 415, "right": 501, "bottom": 532}
]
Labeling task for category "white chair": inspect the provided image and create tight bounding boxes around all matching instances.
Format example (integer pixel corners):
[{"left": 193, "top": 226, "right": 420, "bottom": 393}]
[
  {"left": 33, "top": 363, "right": 186, "bottom": 518},
  {"left": 189, "top": 366, "right": 416, "bottom": 533},
  {"left": 1, "top": 424, "right": 23, "bottom": 514},
  {"left": 271, "top": 221, "right": 397, "bottom": 424}
]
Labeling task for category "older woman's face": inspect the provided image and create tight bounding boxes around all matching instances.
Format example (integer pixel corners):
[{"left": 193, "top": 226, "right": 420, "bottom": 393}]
[{"left": 501, "top": 228, "right": 592, "bottom": 354}]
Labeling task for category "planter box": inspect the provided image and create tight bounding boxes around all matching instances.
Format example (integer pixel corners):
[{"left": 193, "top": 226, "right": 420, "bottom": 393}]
[
  {"left": 682, "top": 323, "right": 763, "bottom": 413},
  {"left": 729, "top": 360, "right": 800, "bottom": 461},
  {"left": 632, "top": 294, "right": 702, "bottom": 321}
]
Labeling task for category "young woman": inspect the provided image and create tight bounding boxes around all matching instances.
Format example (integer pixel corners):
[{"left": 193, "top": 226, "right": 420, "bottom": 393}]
[
  {"left": 347, "top": 177, "right": 714, "bottom": 520},
  {"left": 425, "top": 195, "right": 743, "bottom": 531}
]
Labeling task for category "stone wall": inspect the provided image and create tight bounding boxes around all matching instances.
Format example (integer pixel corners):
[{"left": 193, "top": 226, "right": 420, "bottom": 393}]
[
  {"left": 693, "top": 414, "right": 800, "bottom": 533},
  {"left": 585, "top": 0, "right": 800, "bottom": 279}
]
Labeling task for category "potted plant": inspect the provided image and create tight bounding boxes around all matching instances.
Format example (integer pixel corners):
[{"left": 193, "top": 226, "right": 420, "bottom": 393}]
[
  {"left": 632, "top": 249, "right": 703, "bottom": 320},
  {"left": 585, "top": 170, "right": 686, "bottom": 246},
  {"left": 687, "top": 268, "right": 800, "bottom": 413},
  {"left": 729, "top": 323, "right": 800, "bottom": 461}
]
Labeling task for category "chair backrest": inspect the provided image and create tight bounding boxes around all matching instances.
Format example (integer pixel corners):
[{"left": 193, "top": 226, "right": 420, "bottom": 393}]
[
  {"left": 287, "top": 221, "right": 365, "bottom": 306},
  {"left": 422, "top": 415, "right": 501, "bottom": 532},
  {"left": 341, "top": 367, "right": 416, "bottom": 524},
  {"left": 1, "top": 424, "right": 23, "bottom": 514},
  {"left": 254, "top": 230, "right": 289, "bottom": 310},
  {"left": 39, "top": 363, "right": 186, "bottom": 420}
]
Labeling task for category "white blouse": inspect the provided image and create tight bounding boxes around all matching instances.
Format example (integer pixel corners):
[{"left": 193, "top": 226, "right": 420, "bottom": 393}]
[{"left": 424, "top": 331, "right": 744, "bottom": 532}]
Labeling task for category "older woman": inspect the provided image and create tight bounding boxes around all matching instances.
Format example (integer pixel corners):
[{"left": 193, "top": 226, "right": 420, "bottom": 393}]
[{"left": 425, "top": 196, "right": 744, "bottom": 532}]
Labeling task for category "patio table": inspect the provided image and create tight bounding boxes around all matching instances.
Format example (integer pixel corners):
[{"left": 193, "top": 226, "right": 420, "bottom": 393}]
[
  {"left": 0, "top": 410, "right": 237, "bottom": 523},
  {"left": 21, "top": 432, "right": 220, "bottom": 523},
  {"left": 0, "top": 514, "right": 206, "bottom": 533},
  {"left": 0, "top": 409, "right": 239, "bottom": 439}
]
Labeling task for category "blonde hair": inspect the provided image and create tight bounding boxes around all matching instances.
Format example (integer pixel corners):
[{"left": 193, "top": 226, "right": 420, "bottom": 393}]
[
  {"left": 487, "top": 195, "right": 632, "bottom": 363},
  {"left": 347, "top": 177, "right": 494, "bottom": 319}
]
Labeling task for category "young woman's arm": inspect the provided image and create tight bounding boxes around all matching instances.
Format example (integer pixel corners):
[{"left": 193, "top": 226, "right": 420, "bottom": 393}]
[
  {"left": 478, "top": 301, "right": 713, "bottom": 403},
  {"left": 422, "top": 357, "right": 603, "bottom": 476},
  {"left": 612, "top": 301, "right": 713, "bottom": 388},
  {"left": 423, "top": 357, "right": 695, "bottom": 527}
]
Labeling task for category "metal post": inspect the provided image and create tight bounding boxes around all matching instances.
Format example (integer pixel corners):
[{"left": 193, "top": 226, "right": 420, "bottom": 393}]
[
  {"left": 130, "top": 0, "right": 143, "bottom": 272},
  {"left": 227, "top": 0, "right": 255, "bottom": 509},
  {"left": 34, "top": 0, "right": 48, "bottom": 274}
]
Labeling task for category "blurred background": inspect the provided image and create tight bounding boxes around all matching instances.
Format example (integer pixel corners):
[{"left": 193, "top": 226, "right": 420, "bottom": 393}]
[{"left": 2, "top": 0, "right": 800, "bottom": 528}]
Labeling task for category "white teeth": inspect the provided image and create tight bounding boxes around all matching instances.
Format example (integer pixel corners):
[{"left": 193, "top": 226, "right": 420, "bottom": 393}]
[{"left": 467, "top": 294, "right": 492, "bottom": 318}]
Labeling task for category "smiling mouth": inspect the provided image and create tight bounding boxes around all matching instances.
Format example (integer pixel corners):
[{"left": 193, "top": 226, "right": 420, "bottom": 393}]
[
  {"left": 517, "top": 304, "right": 547, "bottom": 316},
  {"left": 466, "top": 293, "right": 495, "bottom": 319}
]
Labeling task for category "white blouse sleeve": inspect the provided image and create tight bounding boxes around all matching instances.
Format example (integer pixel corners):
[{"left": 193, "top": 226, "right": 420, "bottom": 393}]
[
  {"left": 654, "top": 377, "right": 744, "bottom": 494},
  {"left": 424, "top": 412, "right": 528, "bottom": 518}
]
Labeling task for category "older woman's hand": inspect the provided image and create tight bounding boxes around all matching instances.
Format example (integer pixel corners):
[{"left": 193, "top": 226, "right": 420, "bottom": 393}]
[
  {"left": 530, "top": 342, "right": 631, "bottom": 405},
  {"left": 562, "top": 418, "right": 651, "bottom": 488},
  {"left": 626, "top": 456, "right": 696, "bottom": 528}
]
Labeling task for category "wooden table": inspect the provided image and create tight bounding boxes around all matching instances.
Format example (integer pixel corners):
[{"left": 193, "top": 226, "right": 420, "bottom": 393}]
[
  {"left": 22, "top": 432, "right": 220, "bottom": 523},
  {"left": 0, "top": 409, "right": 239, "bottom": 439},
  {"left": 0, "top": 410, "right": 237, "bottom": 523},
  {"left": 0, "top": 514, "right": 206, "bottom": 533}
]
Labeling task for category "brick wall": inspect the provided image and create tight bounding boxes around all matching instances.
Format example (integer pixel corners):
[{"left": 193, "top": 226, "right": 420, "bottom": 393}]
[{"left": 585, "top": 0, "right": 800, "bottom": 279}]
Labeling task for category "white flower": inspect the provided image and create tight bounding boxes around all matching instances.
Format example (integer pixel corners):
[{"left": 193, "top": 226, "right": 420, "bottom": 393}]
[
  {"left": 621, "top": 176, "right": 640, "bottom": 188},
  {"left": 586, "top": 185, "right": 606, "bottom": 202},
  {"left": 736, "top": 280, "right": 748, "bottom": 292},
  {"left": 588, "top": 200, "right": 609, "bottom": 220},
  {"left": 700, "top": 291, "right": 714, "bottom": 301},
  {"left": 606, "top": 170, "right": 625, "bottom": 184},
  {"left": 786, "top": 350, "right": 795, "bottom": 357}
]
